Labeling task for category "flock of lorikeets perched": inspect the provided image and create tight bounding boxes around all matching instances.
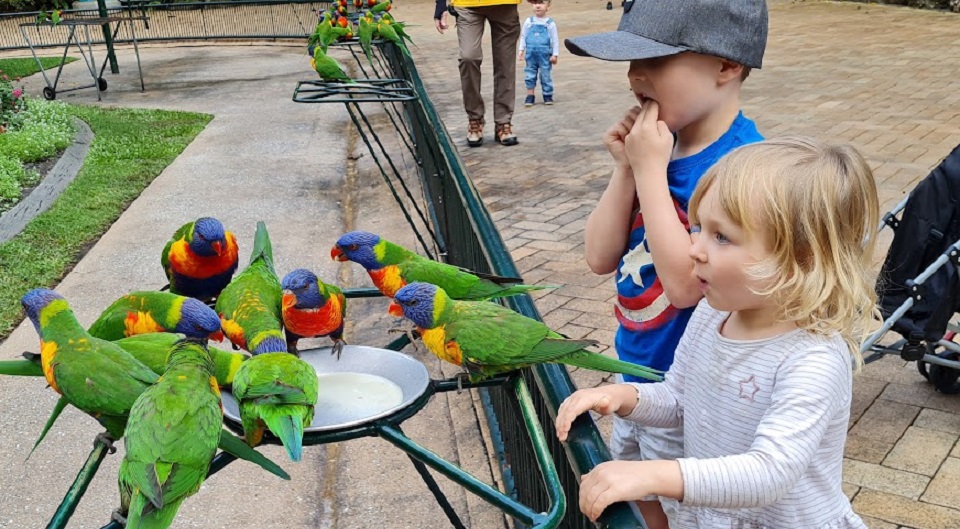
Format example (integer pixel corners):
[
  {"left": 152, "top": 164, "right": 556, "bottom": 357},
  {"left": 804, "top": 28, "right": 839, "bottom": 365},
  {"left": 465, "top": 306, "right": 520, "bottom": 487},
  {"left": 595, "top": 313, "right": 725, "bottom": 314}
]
[
  {"left": 308, "top": 0, "right": 414, "bottom": 82},
  {"left": 1, "top": 217, "right": 661, "bottom": 528}
]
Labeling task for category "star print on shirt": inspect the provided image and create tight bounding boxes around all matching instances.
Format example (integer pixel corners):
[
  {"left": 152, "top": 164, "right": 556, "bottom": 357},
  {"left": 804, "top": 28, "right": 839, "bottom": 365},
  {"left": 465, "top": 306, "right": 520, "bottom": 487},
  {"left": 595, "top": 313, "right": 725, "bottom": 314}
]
[
  {"left": 739, "top": 375, "right": 760, "bottom": 401},
  {"left": 618, "top": 236, "right": 653, "bottom": 287}
]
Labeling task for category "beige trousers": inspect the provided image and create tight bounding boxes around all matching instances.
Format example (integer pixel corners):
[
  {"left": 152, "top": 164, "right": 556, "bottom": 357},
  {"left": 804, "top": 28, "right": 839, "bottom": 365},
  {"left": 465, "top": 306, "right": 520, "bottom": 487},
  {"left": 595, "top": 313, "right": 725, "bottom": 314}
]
[{"left": 455, "top": 4, "right": 520, "bottom": 125}]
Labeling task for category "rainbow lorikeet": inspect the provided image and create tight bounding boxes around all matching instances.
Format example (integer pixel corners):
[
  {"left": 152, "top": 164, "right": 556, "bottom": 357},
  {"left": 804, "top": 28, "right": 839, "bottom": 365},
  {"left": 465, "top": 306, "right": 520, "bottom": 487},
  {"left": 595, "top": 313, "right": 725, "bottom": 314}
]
[
  {"left": 87, "top": 291, "right": 224, "bottom": 343},
  {"left": 20, "top": 289, "right": 290, "bottom": 480},
  {"left": 11, "top": 333, "right": 247, "bottom": 388},
  {"left": 118, "top": 340, "right": 222, "bottom": 529},
  {"left": 332, "top": 231, "right": 553, "bottom": 300},
  {"left": 358, "top": 16, "right": 376, "bottom": 67},
  {"left": 161, "top": 217, "right": 239, "bottom": 303},
  {"left": 21, "top": 289, "right": 160, "bottom": 440},
  {"left": 376, "top": 19, "right": 409, "bottom": 57},
  {"left": 215, "top": 221, "right": 287, "bottom": 355},
  {"left": 312, "top": 46, "right": 353, "bottom": 83},
  {"left": 115, "top": 333, "right": 247, "bottom": 387},
  {"left": 388, "top": 283, "right": 663, "bottom": 382},
  {"left": 160, "top": 217, "right": 239, "bottom": 302},
  {"left": 231, "top": 352, "right": 318, "bottom": 462},
  {"left": 308, "top": 12, "right": 339, "bottom": 55},
  {"left": 281, "top": 268, "right": 346, "bottom": 357}
]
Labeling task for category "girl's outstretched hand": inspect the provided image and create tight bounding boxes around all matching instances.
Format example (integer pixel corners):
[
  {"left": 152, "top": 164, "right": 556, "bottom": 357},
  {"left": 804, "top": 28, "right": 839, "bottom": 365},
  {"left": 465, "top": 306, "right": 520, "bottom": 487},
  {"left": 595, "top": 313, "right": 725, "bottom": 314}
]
[
  {"left": 579, "top": 460, "right": 682, "bottom": 522},
  {"left": 555, "top": 384, "right": 638, "bottom": 442}
]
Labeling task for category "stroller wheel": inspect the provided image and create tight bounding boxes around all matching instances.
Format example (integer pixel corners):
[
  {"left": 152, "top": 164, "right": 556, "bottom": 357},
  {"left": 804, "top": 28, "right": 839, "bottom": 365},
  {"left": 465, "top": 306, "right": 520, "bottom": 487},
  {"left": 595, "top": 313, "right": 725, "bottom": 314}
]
[
  {"left": 928, "top": 351, "right": 960, "bottom": 394},
  {"left": 917, "top": 359, "right": 931, "bottom": 381}
]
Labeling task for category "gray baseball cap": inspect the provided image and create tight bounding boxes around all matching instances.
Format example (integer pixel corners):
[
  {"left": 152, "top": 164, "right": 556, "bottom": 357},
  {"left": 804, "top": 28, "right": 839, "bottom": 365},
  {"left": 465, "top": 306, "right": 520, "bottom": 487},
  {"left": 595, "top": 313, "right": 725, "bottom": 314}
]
[{"left": 564, "top": 0, "right": 768, "bottom": 68}]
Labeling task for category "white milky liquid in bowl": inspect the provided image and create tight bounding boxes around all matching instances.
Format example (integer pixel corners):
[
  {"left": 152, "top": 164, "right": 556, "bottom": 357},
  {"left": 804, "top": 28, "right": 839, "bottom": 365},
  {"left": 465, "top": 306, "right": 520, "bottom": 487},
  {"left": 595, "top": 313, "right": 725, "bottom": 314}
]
[{"left": 314, "top": 372, "right": 405, "bottom": 427}]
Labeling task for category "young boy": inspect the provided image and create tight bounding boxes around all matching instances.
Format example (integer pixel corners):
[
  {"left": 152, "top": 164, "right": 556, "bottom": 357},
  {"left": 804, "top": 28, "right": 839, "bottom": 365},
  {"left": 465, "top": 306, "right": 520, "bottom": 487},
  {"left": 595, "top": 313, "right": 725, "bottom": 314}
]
[
  {"left": 565, "top": 0, "right": 768, "bottom": 526},
  {"left": 517, "top": 0, "right": 559, "bottom": 106}
]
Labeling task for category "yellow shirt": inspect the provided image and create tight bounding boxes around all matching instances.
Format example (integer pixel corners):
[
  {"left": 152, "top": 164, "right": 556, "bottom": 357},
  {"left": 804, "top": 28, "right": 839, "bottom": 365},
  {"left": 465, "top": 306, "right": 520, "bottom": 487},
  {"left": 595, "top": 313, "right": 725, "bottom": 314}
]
[{"left": 451, "top": 0, "right": 520, "bottom": 8}]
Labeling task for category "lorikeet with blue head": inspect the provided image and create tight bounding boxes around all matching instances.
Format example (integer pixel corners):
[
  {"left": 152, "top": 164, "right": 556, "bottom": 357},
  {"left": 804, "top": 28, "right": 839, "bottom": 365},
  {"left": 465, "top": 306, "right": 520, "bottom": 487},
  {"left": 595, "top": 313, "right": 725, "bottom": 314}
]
[
  {"left": 215, "top": 221, "right": 287, "bottom": 355},
  {"left": 87, "top": 291, "right": 224, "bottom": 343},
  {"left": 281, "top": 268, "right": 346, "bottom": 357},
  {"left": 19, "top": 289, "right": 290, "bottom": 480},
  {"left": 388, "top": 283, "right": 663, "bottom": 383},
  {"left": 11, "top": 332, "right": 247, "bottom": 388},
  {"left": 218, "top": 222, "right": 319, "bottom": 462},
  {"left": 161, "top": 217, "right": 239, "bottom": 303},
  {"left": 231, "top": 351, "right": 318, "bottom": 462},
  {"left": 118, "top": 340, "right": 222, "bottom": 529},
  {"left": 332, "top": 231, "right": 554, "bottom": 300},
  {"left": 21, "top": 289, "right": 160, "bottom": 441}
]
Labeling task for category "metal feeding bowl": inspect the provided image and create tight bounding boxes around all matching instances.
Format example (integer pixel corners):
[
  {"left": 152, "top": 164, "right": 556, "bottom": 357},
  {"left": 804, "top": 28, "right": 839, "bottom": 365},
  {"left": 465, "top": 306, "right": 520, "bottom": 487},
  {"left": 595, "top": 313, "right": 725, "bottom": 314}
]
[{"left": 221, "top": 345, "right": 431, "bottom": 432}]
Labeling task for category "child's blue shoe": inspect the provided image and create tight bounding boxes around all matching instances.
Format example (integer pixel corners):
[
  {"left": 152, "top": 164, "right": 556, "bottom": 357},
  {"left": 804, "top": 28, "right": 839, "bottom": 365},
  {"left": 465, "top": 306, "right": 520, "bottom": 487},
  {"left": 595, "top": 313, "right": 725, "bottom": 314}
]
[
  {"left": 543, "top": 95, "right": 554, "bottom": 106},
  {"left": 524, "top": 95, "right": 535, "bottom": 107}
]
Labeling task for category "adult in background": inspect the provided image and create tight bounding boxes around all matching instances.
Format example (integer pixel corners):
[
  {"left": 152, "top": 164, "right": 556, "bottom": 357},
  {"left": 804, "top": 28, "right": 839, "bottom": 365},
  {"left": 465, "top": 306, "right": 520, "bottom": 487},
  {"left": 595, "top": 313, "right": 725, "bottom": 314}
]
[{"left": 435, "top": 0, "right": 521, "bottom": 147}]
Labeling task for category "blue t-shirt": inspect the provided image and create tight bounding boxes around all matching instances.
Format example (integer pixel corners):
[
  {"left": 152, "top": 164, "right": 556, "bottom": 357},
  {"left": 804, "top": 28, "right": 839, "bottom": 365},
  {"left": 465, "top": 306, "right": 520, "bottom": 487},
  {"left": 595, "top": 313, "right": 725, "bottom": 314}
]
[{"left": 615, "top": 112, "right": 763, "bottom": 382}]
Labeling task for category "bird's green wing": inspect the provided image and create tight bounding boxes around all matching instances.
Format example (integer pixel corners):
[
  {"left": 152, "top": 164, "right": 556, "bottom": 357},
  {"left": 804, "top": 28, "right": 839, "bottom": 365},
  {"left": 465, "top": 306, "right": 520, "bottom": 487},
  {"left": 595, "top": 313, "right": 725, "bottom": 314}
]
[
  {"left": 161, "top": 221, "right": 194, "bottom": 278},
  {"left": 399, "top": 257, "right": 481, "bottom": 299},
  {"left": 442, "top": 302, "right": 591, "bottom": 368}
]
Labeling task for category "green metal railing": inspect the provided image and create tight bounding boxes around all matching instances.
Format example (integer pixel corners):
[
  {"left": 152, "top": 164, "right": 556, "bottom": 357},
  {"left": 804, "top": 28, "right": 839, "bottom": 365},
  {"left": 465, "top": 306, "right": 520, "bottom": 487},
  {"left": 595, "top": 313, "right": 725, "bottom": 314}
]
[
  {"left": 377, "top": 45, "right": 646, "bottom": 529},
  {"left": 0, "top": 0, "right": 329, "bottom": 50}
]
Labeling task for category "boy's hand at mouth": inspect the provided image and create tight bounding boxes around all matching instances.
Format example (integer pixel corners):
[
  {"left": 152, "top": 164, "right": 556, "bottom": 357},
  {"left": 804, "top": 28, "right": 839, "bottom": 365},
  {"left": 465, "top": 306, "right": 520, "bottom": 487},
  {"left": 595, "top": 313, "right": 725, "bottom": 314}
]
[
  {"left": 625, "top": 100, "right": 673, "bottom": 181},
  {"left": 603, "top": 106, "right": 642, "bottom": 170}
]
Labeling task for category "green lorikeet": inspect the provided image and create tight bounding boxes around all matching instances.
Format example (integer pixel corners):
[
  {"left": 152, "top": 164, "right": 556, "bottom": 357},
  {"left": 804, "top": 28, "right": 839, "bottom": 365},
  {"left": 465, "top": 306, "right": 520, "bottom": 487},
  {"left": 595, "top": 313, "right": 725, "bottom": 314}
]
[
  {"left": 11, "top": 332, "right": 247, "bottom": 388},
  {"left": 161, "top": 217, "right": 239, "bottom": 303},
  {"left": 231, "top": 352, "right": 319, "bottom": 462},
  {"left": 376, "top": 19, "right": 409, "bottom": 57},
  {"left": 281, "top": 268, "right": 346, "bottom": 357},
  {"left": 332, "top": 231, "right": 554, "bottom": 300},
  {"left": 358, "top": 16, "right": 376, "bottom": 68},
  {"left": 115, "top": 333, "right": 248, "bottom": 387},
  {"left": 21, "top": 289, "right": 160, "bottom": 439},
  {"left": 215, "top": 221, "right": 288, "bottom": 355},
  {"left": 312, "top": 46, "right": 353, "bottom": 83},
  {"left": 118, "top": 340, "right": 222, "bottom": 529},
  {"left": 87, "top": 291, "right": 224, "bottom": 343},
  {"left": 308, "top": 12, "right": 340, "bottom": 55},
  {"left": 388, "top": 282, "right": 663, "bottom": 382},
  {"left": 20, "top": 289, "right": 290, "bottom": 480},
  {"left": 370, "top": 0, "right": 391, "bottom": 13}
]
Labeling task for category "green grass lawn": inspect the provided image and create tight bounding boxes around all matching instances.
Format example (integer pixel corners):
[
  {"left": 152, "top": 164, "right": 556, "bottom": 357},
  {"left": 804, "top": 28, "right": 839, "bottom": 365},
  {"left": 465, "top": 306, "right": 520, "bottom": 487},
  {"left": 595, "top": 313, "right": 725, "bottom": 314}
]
[
  {"left": 0, "top": 57, "right": 77, "bottom": 80},
  {"left": 0, "top": 105, "right": 211, "bottom": 339}
]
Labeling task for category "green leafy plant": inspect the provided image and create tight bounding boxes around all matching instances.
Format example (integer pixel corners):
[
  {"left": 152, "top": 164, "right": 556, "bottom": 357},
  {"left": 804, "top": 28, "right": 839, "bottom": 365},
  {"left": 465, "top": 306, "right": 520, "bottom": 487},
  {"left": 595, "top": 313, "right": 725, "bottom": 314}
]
[{"left": 0, "top": 70, "right": 26, "bottom": 132}]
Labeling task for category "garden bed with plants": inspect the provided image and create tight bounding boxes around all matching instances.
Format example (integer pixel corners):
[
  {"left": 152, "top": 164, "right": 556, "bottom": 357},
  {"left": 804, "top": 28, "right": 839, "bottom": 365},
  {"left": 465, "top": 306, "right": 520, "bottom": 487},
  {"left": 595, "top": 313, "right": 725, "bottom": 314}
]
[{"left": 0, "top": 57, "right": 212, "bottom": 340}]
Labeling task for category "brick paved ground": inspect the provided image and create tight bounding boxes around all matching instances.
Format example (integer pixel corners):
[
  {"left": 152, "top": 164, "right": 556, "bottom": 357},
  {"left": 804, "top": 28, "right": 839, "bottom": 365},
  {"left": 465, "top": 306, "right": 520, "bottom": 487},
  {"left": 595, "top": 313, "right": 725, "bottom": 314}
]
[{"left": 394, "top": 0, "right": 960, "bottom": 527}]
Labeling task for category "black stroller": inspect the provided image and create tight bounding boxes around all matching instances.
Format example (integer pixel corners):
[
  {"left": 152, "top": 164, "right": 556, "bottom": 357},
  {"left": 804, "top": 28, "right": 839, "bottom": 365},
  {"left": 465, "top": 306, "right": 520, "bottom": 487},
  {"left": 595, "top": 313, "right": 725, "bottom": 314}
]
[{"left": 861, "top": 143, "right": 960, "bottom": 393}]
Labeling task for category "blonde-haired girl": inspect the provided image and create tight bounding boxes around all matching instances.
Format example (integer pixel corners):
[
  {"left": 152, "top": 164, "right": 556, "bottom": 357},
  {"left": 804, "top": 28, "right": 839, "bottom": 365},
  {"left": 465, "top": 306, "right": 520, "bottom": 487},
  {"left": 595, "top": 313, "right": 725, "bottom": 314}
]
[{"left": 555, "top": 137, "right": 879, "bottom": 529}]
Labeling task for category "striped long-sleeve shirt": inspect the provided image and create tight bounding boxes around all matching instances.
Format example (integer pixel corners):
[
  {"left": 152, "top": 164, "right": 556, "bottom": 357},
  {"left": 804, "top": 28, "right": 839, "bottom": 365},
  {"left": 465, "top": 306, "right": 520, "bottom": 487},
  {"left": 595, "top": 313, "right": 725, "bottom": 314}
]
[{"left": 625, "top": 300, "right": 867, "bottom": 529}]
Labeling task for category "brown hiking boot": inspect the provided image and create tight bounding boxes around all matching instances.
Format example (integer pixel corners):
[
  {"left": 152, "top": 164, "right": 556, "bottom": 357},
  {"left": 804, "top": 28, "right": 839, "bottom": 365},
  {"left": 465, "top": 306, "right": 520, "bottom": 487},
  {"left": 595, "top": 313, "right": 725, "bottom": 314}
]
[
  {"left": 467, "top": 118, "right": 484, "bottom": 147},
  {"left": 495, "top": 123, "right": 518, "bottom": 146}
]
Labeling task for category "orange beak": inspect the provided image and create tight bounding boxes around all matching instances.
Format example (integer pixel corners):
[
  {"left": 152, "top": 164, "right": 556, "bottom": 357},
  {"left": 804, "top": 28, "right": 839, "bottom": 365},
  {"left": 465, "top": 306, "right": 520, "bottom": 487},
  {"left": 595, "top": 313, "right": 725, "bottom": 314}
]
[
  {"left": 387, "top": 301, "right": 404, "bottom": 318},
  {"left": 282, "top": 292, "right": 297, "bottom": 311},
  {"left": 211, "top": 241, "right": 223, "bottom": 256},
  {"left": 331, "top": 246, "right": 347, "bottom": 261},
  {"left": 211, "top": 330, "right": 225, "bottom": 342}
]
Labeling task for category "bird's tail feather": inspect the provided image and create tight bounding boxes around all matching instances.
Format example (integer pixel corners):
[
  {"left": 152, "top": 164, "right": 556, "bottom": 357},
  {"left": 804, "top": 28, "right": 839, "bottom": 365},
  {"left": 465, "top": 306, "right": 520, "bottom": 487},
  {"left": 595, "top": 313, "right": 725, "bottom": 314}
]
[
  {"left": 494, "top": 284, "right": 559, "bottom": 298},
  {"left": 126, "top": 494, "right": 183, "bottom": 529},
  {"left": 249, "top": 221, "right": 274, "bottom": 273},
  {"left": 261, "top": 407, "right": 305, "bottom": 462},
  {"left": 560, "top": 352, "right": 663, "bottom": 382}
]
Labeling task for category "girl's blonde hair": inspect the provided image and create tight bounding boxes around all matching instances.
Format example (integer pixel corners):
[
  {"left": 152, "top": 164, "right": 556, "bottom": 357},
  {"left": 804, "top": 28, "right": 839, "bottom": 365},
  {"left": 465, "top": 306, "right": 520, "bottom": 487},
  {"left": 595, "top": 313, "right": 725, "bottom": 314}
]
[{"left": 688, "top": 136, "right": 880, "bottom": 368}]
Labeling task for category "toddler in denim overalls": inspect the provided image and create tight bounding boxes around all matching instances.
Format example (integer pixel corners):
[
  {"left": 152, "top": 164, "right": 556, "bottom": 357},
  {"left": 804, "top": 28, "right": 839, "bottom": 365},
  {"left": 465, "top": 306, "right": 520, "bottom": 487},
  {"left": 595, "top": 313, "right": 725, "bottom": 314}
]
[{"left": 517, "top": 0, "right": 558, "bottom": 106}]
